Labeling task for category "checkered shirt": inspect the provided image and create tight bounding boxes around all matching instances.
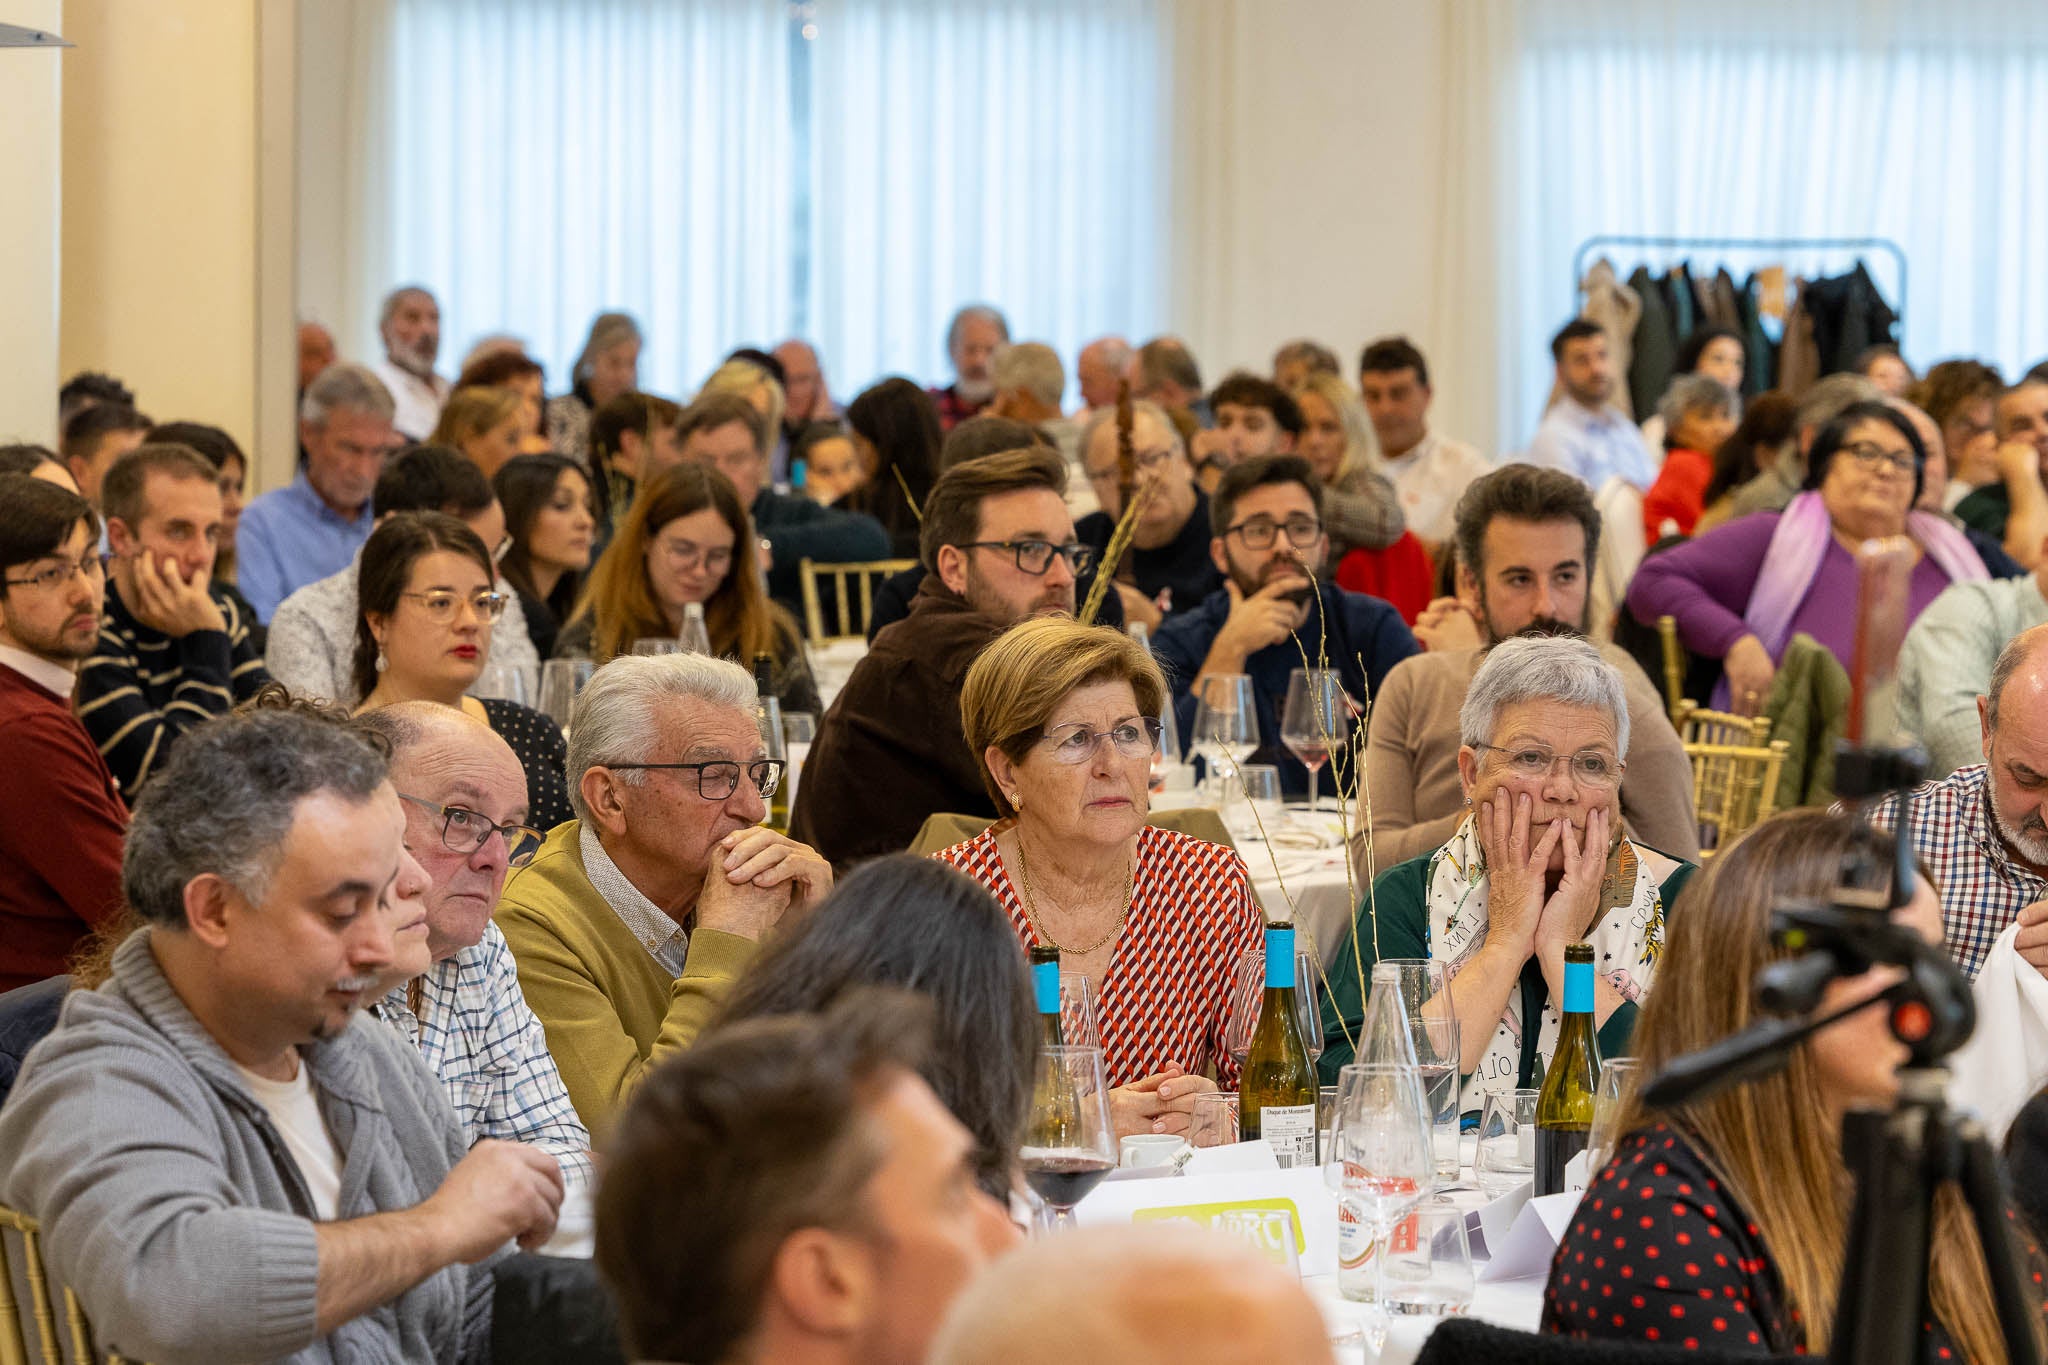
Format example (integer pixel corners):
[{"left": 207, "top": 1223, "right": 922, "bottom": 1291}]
[
  {"left": 376, "top": 921, "right": 594, "bottom": 1189},
  {"left": 1866, "top": 763, "right": 2048, "bottom": 980}
]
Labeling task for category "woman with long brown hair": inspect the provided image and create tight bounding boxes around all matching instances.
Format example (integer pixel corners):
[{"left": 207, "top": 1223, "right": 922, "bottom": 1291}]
[
  {"left": 556, "top": 463, "right": 820, "bottom": 714},
  {"left": 1543, "top": 808, "right": 2046, "bottom": 1360}
]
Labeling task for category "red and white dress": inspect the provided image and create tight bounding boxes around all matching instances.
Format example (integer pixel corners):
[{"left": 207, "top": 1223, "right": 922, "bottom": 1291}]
[{"left": 934, "top": 822, "right": 1263, "bottom": 1088}]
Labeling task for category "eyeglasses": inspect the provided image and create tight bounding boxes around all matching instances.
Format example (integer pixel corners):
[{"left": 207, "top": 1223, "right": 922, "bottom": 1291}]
[
  {"left": 957, "top": 540, "right": 1096, "bottom": 577},
  {"left": 1041, "top": 718, "right": 1164, "bottom": 765},
  {"left": 1085, "top": 447, "right": 1177, "bottom": 486},
  {"left": 1840, "top": 441, "right": 1917, "bottom": 476},
  {"left": 4, "top": 554, "right": 104, "bottom": 593},
  {"left": 604, "top": 758, "right": 785, "bottom": 801},
  {"left": 1223, "top": 516, "right": 1323, "bottom": 550},
  {"left": 397, "top": 793, "right": 544, "bottom": 866},
  {"left": 1471, "top": 742, "right": 1623, "bottom": 789},
  {"left": 402, "top": 590, "right": 508, "bottom": 624},
  {"left": 652, "top": 537, "right": 733, "bottom": 576}
]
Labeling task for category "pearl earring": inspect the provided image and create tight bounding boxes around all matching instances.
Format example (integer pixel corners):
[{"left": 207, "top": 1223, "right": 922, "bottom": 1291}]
[{"left": 375, "top": 650, "right": 388, "bottom": 673}]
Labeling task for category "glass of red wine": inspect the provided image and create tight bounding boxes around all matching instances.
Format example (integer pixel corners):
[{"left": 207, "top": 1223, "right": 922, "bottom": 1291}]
[
  {"left": 1281, "top": 668, "right": 1345, "bottom": 812},
  {"left": 1020, "top": 1044, "right": 1118, "bottom": 1233}
]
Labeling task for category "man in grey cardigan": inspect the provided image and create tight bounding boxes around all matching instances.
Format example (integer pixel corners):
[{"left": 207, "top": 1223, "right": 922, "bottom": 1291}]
[{"left": 0, "top": 708, "right": 564, "bottom": 1364}]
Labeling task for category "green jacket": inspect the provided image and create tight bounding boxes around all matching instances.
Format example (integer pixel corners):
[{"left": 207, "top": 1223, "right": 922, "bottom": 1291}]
[
  {"left": 1763, "top": 632, "right": 1850, "bottom": 809},
  {"left": 1316, "top": 847, "right": 1697, "bottom": 1097}
]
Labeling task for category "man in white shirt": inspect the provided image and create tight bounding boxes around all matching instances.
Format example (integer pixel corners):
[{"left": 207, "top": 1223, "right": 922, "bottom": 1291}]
[
  {"left": 1358, "top": 335, "right": 1493, "bottom": 554},
  {"left": 368, "top": 285, "right": 451, "bottom": 441},
  {"left": 1526, "top": 319, "right": 1657, "bottom": 493}
]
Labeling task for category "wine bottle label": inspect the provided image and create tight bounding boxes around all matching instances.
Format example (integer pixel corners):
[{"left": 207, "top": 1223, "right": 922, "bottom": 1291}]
[
  {"left": 1265, "top": 926, "right": 1295, "bottom": 988},
  {"left": 1032, "top": 961, "right": 1060, "bottom": 1016},
  {"left": 1259, "top": 1103, "right": 1317, "bottom": 1168},
  {"left": 1563, "top": 957, "right": 1594, "bottom": 1014}
]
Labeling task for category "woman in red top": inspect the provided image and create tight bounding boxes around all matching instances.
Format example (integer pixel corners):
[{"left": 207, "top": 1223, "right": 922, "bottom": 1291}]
[
  {"left": 1542, "top": 809, "right": 2047, "bottom": 1358},
  {"left": 1641, "top": 374, "right": 1739, "bottom": 543},
  {"left": 934, "top": 615, "right": 1263, "bottom": 1139}
]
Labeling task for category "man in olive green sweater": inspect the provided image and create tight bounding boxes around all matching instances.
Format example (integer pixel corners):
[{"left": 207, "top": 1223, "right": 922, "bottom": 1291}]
[{"left": 495, "top": 654, "right": 832, "bottom": 1140}]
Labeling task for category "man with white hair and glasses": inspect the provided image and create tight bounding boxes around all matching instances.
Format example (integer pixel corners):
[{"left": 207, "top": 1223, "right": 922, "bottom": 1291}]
[{"left": 495, "top": 652, "right": 832, "bottom": 1139}]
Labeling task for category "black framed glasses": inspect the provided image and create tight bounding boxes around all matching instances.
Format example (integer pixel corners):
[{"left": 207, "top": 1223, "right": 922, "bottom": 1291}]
[
  {"left": 604, "top": 758, "right": 785, "bottom": 801},
  {"left": 401, "top": 589, "right": 508, "bottom": 624},
  {"left": 957, "top": 540, "right": 1095, "bottom": 576},
  {"left": 4, "top": 554, "right": 104, "bottom": 593},
  {"left": 1223, "top": 516, "right": 1323, "bottom": 550},
  {"left": 1839, "top": 441, "right": 1917, "bottom": 476},
  {"left": 397, "top": 793, "right": 544, "bottom": 866}
]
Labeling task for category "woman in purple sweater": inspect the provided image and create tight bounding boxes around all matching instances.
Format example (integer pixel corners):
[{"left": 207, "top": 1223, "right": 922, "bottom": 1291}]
[{"left": 1627, "top": 401, "right": 1987, "bottom": 714}]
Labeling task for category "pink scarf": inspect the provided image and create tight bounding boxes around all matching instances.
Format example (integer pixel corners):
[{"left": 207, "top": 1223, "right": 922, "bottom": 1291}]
[{"left": 1743, "top": 491, "right": 1988, "bottom": 658}]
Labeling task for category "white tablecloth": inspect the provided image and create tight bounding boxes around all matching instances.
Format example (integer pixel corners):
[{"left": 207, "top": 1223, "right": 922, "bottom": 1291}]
[
  {"left": 807, "top": 637, "right": 869, "bottom": 712},
  {"left": 1306, "top": 1273, "right": 1546, "bottom": 1363},
  {"left": 1152, "top": 789, "right": 1360, "bottom": 967}
]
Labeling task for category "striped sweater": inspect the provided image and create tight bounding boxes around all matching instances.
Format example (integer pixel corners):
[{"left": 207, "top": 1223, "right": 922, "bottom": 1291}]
[{"left": 77, "top": 579, "right": 271, "bottom": 799}]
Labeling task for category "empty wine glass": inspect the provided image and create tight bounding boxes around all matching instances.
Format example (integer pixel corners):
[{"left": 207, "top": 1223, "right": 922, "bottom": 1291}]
[
  {"left": 1046, "top": 971, "right": 1104, "bottom": 1053},
  {"left": 1225, "top": 945, "right": 1324, "bottom": 1065},
  {"left": 1586, "top": 1057, "right": 1642, "bottom": 1177},
  {"left": 537, "top": 658, "right": 595, "bottom": 736},
  {"left": 1281, "top": 668, "right": 1345, "bottom": 811},
  {"left": 1021, "top": 1045, "right": 1118, "bottom": 1233},
  {"left": 1411, "top": 1015, "right": 1463, "bottom": 1184},
  {"left": 473, "top": 658, "right": 532, "bottom": 706},
  {"left": 1329, "top": 1062, "right": 1435, "bottom": 1350},
  {"left": 1191, "top": 673, "right": 1255, "bottom": 794}
]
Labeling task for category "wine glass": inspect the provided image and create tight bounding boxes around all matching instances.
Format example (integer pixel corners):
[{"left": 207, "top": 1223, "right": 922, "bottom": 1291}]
[
  {"left": 1225, "top": 945, "right": 1324, "bottom": 1066},
  {"left": 1329, "top": 1062, "right": 1435, "bottom": 1350},
  {"left": 1281, "top": 668, "right": 1344, "bottom": 811},
  {"left": 1191, "top": 673, "right": 1256, "bottom": 795},
  {"left": 1047, "top": 971, "right": 1104, "bottom": 1053},
  {"left": 1020, "top": 1045, "right": 1118, "bottom": 1233},
  {"left": 1410, "top": 1015, "right": 1463, "bottom": 1184},
  {"left": 537, "top": 658, "right": 595, "bottom": 736},
  {"left": 1586, "top": 1057, "right": 1642, "bottom": 1176},
  {"left": 473, "top": 658, "right": 532, "bottom": 706}
]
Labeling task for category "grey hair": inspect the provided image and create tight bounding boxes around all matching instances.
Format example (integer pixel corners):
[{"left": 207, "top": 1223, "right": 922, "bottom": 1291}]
[
  {"left": 1658, "top": 374, "right": 1736, "bottom": 440},
  {"left": 567, "top": 654, "right": 759, "bottom": 821},
  {"left": 574, "top": 312, "right": 643, "bottom": 383},
  {"left": 1079, "top": 399, "right": 1184, "bottom": 472},
  {"left": 946, "top": 304, "right": 1010, "bottom": 353},
  {"left": 1795, "top": 373, "right": 1881, "bottom": 442},
  {"left": 991, "top": 343, "right": 1065, "bottom": 408},
  {"left": 300, "top": 362, "right": 395, "bottom": 429},
  {"left": 378, "top": 284, "right": 436, "bottom": 330},
  {"left": 1459, "top": 635, "right": 1631, "bottom": 755},
  {"left": 123, "top": 710, "right": 391, "bottom": 928},
  {"left": 1084, "top": 336, "right": 1132, "bottom": 375}
]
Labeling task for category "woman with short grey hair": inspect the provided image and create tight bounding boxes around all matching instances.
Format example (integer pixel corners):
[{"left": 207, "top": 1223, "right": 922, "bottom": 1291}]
[
  {"left": 547, "top": 312, "right": 643, "bottom": 467},
  {"left": 1641, "top": 373, "right": 1739, "bottom": 540},
  {"left": 1317, "top": 634, "right": 1697, "bottom": 1113}
]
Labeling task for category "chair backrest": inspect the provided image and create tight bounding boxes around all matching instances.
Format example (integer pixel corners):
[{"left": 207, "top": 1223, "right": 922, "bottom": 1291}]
[
  {"left": 907, "top": 806, "right": 1238, "bottom": 858},
  {"left": 1656, "top": 615, "right": 1686, "bottom": 726},
  {"left": 1675, "top": 701, "right": 1773, "bottom": 749},
  {"left": 798, "top": 558, "right": 919, "bottom": 645},
  {"left": 1684, "top": 726, "right": 1791, "bottom": 857},
  {"left": 0, "top": 1204, "right": 132, "bottom": 1365}
]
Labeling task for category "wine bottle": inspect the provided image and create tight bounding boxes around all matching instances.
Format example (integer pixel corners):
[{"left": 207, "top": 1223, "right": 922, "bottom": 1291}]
[
  {"left": 753, "top": 654, "right": 787, "bottom": 831},
  {"left": 1534, "top": 941, "right": 1602, "bottom": 1197},
  {"left": 1239, "top": 922, "right": 1318, "bottom": 1168},
  {"left": 1029, "top": 945, "right": 1065, "bottom": 1048}
]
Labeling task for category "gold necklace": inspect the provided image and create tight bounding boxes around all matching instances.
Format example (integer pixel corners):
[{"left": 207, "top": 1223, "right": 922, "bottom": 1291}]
[{"left": 1013, "top": 829, "right": 1135, "bottom": 956}]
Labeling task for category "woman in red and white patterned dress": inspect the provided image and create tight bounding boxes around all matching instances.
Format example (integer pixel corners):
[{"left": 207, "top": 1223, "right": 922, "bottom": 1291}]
[{"left": 936, "top": 616, "right": 1264, "bottom": 1139}]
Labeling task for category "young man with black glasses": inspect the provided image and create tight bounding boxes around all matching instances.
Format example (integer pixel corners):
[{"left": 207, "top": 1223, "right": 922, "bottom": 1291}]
[
  {"left": 0, "top": 476, "right": 129, "bottom": 991},
  {"left": 496, "top": 652, "right": 831, "bottom": 1139},
  {"left": 793, "top": 445, "right": 1093, "bottom": 864},
  {"left": 1152, "top": 455, "right": 1418, "bottom": 797}
]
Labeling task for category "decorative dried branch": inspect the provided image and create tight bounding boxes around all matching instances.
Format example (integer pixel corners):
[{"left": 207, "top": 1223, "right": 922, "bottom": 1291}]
[
  {"left": 1077, "top": 477, "right": 1158, "bottom": 627},
  {"left": 892, "top": 464, "right": 924, "bottom": 522}
]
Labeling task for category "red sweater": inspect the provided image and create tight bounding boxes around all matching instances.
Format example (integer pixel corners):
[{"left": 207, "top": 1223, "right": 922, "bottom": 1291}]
[
  {"left": 1642, "top": 447, "right": 1715, "bottom": 543},
  {"left": 0, "top": 662, "right": 128, "bottom": 990}
]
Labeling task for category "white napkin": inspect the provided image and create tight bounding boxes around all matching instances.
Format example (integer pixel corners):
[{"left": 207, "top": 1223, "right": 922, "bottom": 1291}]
[{"left": 1948, "top": 920, "right": 2048, "bottom": 1143}]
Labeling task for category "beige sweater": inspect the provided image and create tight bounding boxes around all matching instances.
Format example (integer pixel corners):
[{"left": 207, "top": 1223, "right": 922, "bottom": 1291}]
[{"left": 1351, "top": 643, "right": 1700, "bottom": 878}]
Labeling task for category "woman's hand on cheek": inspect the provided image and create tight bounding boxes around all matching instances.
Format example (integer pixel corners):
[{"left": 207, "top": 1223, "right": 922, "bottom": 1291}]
[
  {"left": 1536, "top": 806, "right": 1609, "bottom": 950},
  {"left": 1481, "top": 792, "right": 1553, "bottom": 956}
]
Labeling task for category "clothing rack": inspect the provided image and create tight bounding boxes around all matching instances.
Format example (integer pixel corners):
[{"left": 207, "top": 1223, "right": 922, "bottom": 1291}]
[{"left": 1570, "top": 234, "right": 1908, "bottom": 327}]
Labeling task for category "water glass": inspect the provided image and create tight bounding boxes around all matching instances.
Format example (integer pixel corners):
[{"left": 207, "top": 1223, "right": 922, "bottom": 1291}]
[
  {"left": 1189, "top": 1091, "right": 1240, "bottom": 1148},
  {"left": 631, "top": 637, "right": 682, "bottom": 656},
  {"left": 783, "top": 711, "right": 817, "bottom": 813},
  {"left": 1222, "top": 762, "right": 1284, "bottom": 831},
  {"left": 1587, "top": 1057, "right": 1642, "bottom": 1176},
  {"left": 1412, "top": 1015, "right": 1463, "bottom": 1183},
  {"left": 1213, "top": 1208, "right": 1302, "bottom": 1280},
  {"left": 1380, "top": 1196, "right": 1476, "bottom": 1317},
  {"left": 1475, "top": 1088, "right": 1540, "bottom": 1198},
  {"left": 1224, "top": 945, "right": 1324, "bottom": 1065},
  {"left": 537, "top": 658, "right": 595, "bottom": 734}
]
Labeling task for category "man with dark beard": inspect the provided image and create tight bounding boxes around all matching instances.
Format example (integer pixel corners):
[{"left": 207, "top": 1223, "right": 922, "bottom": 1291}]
[
  {"left": 1871, "top": 622, "right": 2048, "bottom": 980},
  {"left": 792, "top": 446, "right": 1090, "bottom": 863},
  {"left": 1152, "top": 455, "right": 1418, "bottom": 798},
  {"left": 1353, "top": 463, "right": 1698, "bottom": 873}
]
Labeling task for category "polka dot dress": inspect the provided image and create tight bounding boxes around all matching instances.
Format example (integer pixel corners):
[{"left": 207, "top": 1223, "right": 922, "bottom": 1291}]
[{"left": 480, "top": 698, "right": 575, "bottom": 832}]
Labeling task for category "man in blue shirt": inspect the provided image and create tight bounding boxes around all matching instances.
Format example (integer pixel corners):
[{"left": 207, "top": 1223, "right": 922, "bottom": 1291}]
[
  {"left": 236, "top": 364, "right": 397, "bottom": 621},
  {"left": 1525, "top": 319, "right": 1657, "bottom": 493},
  {"left": 1153, "top": 455, "right": 1418, "bottom": 797}
]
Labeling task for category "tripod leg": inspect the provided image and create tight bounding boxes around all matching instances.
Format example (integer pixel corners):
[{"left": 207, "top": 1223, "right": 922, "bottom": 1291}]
[
  {"left": 1832, "top": 1107, "right": 1933, "bottom": 1363},
  {"left": 1955, "top": 1123, "right": 2045, "bottom": 1365}
]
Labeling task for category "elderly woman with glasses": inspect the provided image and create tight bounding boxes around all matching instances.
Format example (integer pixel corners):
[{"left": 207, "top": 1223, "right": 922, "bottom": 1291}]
[
  {"left": 1628, "top": 400, "right": 1990, "bottom": 717},
  {"left": 1318, "top": 636, "right": 1698, "bottom": 1110},
  {"left": 934, "top": 616, "right": 1264, "bottom": 1139},
  {"left": 352, "top": 510, "right": 575, "bottom": 830}
]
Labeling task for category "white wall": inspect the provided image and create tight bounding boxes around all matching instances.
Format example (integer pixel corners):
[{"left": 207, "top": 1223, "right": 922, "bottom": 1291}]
[{"left": 0, "top": 1, "right": 65, "bottom": 448}]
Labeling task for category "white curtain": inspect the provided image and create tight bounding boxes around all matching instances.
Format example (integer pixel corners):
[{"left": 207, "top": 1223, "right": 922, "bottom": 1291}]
[
  {"left": 337, "top": 0, "right": 793, "bottom": 398},
  {"left": 1443, "top": 0, "right": 2048, "bottom": 453},
  {"left": 804, "top": 0, "right": 1168, "bottom": 402}
]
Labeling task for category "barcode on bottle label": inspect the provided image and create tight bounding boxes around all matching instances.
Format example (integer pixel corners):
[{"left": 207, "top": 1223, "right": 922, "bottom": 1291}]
[{"left": 1259, "top": 1104, "right": 1317, "bottom": 1168}]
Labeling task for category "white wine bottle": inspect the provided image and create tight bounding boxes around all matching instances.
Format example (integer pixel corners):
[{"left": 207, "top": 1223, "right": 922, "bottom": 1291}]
[
  {"left": 1029, "top": 945, "right": 1065, "bottom": 1048},
  {"left": 1534, "top": 941, "right": 1602, "bottom": 1197},
  {"left": 1239, "top": 922, "right": 1318, "bottom": 1168}
]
